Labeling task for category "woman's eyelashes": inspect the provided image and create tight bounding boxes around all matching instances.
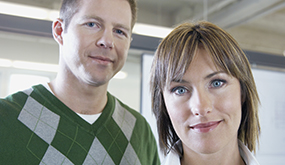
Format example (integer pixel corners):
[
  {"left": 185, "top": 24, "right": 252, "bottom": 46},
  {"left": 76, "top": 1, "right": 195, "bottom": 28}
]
[
  {"left": 171, "top": 86, "right": 189, "bottom": 95},
  {"left": 169, "top": 79, "right": 227, "bottom": 95},
  {"left": 210, "top": 79, "right": 227, "bottom": 88}
]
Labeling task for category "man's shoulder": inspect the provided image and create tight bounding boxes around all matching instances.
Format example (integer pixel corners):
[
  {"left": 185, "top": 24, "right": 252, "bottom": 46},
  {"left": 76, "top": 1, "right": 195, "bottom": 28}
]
[
  {"left": 112, "top": 97, "right": 161, "bottom": 164},
  {"left": 113, "top": 98, "right": 154, "bottom": 134},
  {"left": 0, "top": 90, "right": 28, "bottom": 110},
  {"left": 115, "top": 98, "right": 145, "bottom": 120},
  {"left": 0, "top": 84, "right": 48, "bottom": 115}
]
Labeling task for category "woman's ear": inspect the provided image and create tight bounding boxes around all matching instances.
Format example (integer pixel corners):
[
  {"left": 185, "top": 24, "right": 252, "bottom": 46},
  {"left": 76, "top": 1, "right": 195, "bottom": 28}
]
[{"left": 52, "top": 18, "right": 64, "bottom": 45}]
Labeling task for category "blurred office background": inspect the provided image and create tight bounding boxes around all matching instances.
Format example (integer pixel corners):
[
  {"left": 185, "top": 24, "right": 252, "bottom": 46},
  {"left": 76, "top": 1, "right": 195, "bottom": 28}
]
[{"left": 0, "top": 0, "right": 285, "bottom": 164}]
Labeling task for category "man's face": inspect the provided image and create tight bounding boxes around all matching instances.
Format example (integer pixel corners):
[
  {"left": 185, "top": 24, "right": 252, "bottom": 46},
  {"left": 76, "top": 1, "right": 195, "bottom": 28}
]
[{"left": 58, "top": 0, "right": 132, "bottom": 87}]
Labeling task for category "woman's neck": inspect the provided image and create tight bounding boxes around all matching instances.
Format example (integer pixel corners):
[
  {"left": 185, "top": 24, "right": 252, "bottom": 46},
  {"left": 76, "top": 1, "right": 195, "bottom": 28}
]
[{"left": 181, "top": 140, "right": 245, "bottom": 165}]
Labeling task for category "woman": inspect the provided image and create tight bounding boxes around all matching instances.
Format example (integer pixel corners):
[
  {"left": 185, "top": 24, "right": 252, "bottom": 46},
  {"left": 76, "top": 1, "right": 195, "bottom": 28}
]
[{"left": 150, "top": 21, "right": 260, "bottom": 165}]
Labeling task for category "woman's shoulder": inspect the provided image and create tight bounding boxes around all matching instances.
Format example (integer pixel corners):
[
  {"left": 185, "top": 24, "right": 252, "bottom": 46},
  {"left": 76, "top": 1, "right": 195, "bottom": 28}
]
[
  {"left": 238, "top": 140, "right": 260, "bottom": 165},
  {"left": 161, "top": 150, "right": 181, "bottom": 165}
]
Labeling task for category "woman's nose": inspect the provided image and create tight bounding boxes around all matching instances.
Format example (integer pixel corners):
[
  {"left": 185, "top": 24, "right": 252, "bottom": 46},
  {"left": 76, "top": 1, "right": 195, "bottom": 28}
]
[{"left": 189, "top": 89, "right": 212, "bottom": 116}]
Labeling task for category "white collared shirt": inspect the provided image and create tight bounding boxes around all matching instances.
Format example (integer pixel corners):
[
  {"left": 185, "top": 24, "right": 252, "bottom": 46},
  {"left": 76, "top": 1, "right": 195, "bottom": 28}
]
[{"left": 162, "top": 140, "right": 260, "bottom": 165}]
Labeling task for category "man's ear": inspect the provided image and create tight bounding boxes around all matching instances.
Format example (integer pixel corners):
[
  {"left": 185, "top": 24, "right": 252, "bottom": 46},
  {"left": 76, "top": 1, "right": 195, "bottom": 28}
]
[{"left": 52, "top": 18, "right": 64, "bottom": 45}]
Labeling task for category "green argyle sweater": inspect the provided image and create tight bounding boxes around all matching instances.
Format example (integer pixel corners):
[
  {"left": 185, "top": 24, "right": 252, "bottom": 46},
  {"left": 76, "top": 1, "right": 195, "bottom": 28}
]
[{"left": 0, "top": 85, "right": 160, "bottom": 165}]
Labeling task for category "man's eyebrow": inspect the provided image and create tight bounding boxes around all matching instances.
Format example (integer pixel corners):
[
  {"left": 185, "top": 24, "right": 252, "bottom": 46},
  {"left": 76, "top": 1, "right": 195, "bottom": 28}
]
[
  {"left": 82, "top": 15, "right": 104, "bottom": 23},
  {"left": 82, "top": 15, "right": 131, "bottom": 32},
  {"left": 114, "top": 24, "right": 131, "bottom": 33}
]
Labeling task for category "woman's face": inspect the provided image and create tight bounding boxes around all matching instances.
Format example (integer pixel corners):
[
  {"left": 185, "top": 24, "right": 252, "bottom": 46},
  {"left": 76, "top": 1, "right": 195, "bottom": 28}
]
[{"left": 163, "top": 48, "right": 242, "bottom": 155}]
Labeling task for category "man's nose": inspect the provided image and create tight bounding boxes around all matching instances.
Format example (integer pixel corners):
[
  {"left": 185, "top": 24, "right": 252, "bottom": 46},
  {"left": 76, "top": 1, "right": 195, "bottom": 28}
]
[{"left": 96, "top": 29, "right": 114, "bottom": 49}]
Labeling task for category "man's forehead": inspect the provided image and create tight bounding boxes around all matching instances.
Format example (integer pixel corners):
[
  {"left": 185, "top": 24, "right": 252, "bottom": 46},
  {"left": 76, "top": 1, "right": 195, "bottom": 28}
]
[{"left": 75, "top": 0, "right": 132, "bottom": 25}]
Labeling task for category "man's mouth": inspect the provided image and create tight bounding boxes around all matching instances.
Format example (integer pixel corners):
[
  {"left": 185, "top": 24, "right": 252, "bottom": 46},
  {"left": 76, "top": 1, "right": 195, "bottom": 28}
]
[{"left": 89, "top": 56, "right": 114, "bottom": 65}]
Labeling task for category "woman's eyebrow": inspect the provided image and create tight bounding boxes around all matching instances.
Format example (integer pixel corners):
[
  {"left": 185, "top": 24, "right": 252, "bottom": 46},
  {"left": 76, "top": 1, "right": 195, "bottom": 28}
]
[
  {"left": 170, "top": 71, "right": 226, "bottom": 84},
  {"left": 204, "top": 71, "right": 225, "bottom": 80},
  {"left": 171, "top": 79, "right": 189, "bottom": 84}
]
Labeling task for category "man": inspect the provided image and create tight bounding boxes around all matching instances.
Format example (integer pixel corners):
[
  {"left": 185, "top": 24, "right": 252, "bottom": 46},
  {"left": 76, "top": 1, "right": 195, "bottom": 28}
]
[{"left": 0, "top": 0, "right": 160, "bottom": 164}]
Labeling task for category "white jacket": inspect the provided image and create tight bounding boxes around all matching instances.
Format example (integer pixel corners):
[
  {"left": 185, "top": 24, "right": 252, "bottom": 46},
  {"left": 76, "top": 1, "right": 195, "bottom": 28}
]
[{"left": 162, "top": 140, "right": 260, "bottom": 165}]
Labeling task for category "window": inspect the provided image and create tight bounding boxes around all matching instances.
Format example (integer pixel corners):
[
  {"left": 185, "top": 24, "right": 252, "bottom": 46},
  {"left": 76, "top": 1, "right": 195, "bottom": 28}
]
[{"left": 8, "top": 74, "right": 50, "bottom": 95}]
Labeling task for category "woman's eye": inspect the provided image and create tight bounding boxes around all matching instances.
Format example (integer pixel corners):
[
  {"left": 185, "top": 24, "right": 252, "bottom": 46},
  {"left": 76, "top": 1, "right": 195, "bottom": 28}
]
[
  {"left": 172, "top": 87, "right": 187, "bottom": 95},
  {"left": 211, "top": 80, "right": 225, "bottom": 88}
]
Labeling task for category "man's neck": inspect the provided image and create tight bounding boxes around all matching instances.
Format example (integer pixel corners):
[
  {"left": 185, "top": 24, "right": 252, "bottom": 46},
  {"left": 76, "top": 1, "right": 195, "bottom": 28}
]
[{"left": 48, "top": 77, "right": 108, "bottom": 115}]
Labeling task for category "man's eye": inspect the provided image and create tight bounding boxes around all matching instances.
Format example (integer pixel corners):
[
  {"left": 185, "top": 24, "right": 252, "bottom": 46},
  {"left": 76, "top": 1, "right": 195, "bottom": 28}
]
[
  {"left": 172, "top": 87, "right": 187, "bottom": 95},
  {"left": 86, "top": 22, "right": 96, "bottom": 27},
  {"left": 115, "top": 29, "right": 125, "bottom": 36}
]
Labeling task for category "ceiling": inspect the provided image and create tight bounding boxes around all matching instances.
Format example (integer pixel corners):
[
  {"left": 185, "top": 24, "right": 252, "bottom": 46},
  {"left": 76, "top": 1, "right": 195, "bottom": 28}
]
[
  {"left": 136, "top": 0, "right": 285, "bottom": 56},
  {"left": 0, "top": 0, "right": 284, "bottom": 56}
]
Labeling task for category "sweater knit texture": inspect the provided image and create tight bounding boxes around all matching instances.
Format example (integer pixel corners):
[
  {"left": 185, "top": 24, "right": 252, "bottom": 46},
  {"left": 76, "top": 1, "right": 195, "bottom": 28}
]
[{"left": 0, "top": 85, "right": 160, "bottom": 165}]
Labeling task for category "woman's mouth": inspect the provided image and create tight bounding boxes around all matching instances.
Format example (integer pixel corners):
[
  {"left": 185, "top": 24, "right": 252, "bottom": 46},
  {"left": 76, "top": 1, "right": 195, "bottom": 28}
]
[{"left": 189, "top": 121, "right": 222, "bottom": 133}]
